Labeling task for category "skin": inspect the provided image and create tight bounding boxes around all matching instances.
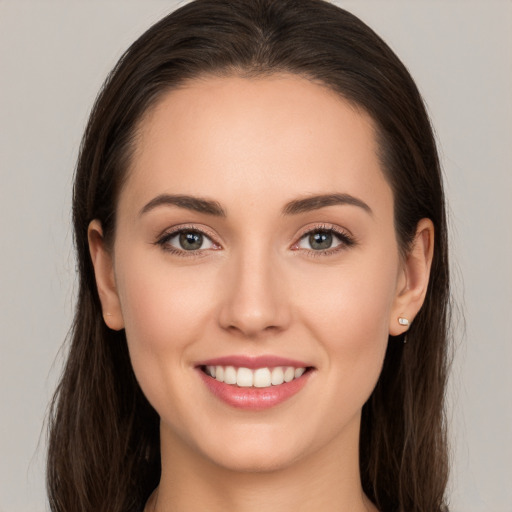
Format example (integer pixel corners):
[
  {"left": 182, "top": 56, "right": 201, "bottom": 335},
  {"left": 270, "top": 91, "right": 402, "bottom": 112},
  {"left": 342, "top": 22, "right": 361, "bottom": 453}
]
[{"left": 89, "top": 74, "right": 434, "bottom": 512}]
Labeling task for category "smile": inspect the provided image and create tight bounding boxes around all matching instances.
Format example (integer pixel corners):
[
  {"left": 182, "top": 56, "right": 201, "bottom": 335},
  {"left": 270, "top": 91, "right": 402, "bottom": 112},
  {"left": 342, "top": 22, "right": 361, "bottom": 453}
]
[
  {"left": 203, "top": 365, "right": 307, "bottom": 388},
  {"left": 196, "top": 356, "right": 314, "bottom": 410}
]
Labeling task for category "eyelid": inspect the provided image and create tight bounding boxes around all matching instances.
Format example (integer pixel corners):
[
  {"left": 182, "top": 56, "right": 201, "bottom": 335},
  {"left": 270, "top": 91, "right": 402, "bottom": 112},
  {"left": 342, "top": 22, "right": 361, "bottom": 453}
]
[
  {"left": 153, "top": 222, "right": 356, "bottom": 256},
  {"left": 294, "top": 222, "right": 355, "bottom": 240},
  {"left": 291, "top": 223, "right": 357, "bottom": 252},
  {"left": 155, "top": 224, "right": 223, "bottom": 253},
  {"left": 156, "top": 223, "right": 220, "bottom": 241}
]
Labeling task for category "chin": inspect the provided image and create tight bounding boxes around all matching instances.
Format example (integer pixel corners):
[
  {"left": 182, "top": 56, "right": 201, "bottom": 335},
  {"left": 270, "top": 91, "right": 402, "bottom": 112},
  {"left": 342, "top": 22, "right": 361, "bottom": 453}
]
[
  {"left": 208, "top": 445, "right": 301, "bottom": 474},
  {"left": 191, "top": 426, "right": 308, "bottom": 474}
]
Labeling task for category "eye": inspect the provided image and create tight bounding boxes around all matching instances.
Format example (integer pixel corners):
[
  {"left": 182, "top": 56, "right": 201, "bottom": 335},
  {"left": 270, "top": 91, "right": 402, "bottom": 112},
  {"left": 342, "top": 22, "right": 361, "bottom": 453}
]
[
  {"left": 158, "top": 228, "right": 218, "bottom": 253},
  {"left": 295, "top": 227, "right": 355, "bottom": 253}
]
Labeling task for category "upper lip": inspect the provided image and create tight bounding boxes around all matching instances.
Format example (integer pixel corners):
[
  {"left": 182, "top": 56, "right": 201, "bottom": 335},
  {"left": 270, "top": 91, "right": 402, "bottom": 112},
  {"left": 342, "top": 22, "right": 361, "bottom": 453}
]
[{"left": 195, "top": 355, "right": 311, "bottom": 369}]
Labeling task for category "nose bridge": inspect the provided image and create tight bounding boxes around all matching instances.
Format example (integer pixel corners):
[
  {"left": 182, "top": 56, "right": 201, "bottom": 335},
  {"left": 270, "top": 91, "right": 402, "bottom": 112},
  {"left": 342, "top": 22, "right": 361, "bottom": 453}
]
[{"left": 218, "top": 241, "right": 290, "bottom": 337}]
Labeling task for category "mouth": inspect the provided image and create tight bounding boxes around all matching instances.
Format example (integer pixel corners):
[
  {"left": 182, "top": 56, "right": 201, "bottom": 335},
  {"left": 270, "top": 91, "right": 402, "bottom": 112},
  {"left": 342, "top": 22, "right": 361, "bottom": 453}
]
[
  {"left": 195, "top": 356, "right": 315, "bottom": 410},
  {"left": 200, "top": 364, "right": 311, "bottom": 388}
]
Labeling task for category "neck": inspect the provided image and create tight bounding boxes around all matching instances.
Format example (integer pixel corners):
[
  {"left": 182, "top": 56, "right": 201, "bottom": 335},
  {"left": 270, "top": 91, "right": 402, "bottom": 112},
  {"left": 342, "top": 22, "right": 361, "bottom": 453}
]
[{"left": 148, "top": 417, "right": 378, "bottom": 512}]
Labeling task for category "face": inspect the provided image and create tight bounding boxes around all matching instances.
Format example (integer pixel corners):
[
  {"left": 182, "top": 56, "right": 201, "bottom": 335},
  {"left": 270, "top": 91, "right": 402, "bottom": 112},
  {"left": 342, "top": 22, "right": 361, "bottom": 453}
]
[{"left": 91, "top": 74, "right": 420, "bottom": 473}]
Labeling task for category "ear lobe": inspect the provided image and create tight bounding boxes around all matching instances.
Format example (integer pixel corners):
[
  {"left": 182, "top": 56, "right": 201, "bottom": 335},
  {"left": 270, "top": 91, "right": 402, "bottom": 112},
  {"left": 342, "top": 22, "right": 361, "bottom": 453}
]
[
  {"left": 389, "top": 218, "right": 434, "bottom": 336},
  {"left": 88, "top": 220, "right": 124, "bottom": 331}
]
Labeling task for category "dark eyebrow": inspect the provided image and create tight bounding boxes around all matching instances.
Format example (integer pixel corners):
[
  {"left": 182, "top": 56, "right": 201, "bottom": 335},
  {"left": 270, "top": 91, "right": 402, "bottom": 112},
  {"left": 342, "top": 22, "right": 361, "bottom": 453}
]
[
  {"left": 282, "top": 193, "right": 373, "bottom": 216},
  {"left": 139, "top": 194, "right": 226, "bottom": 217}
]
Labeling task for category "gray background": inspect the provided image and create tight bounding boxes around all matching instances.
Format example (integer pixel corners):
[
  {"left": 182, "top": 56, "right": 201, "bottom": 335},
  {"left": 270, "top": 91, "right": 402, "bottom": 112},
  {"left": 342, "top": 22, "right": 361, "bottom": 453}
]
[{"left": 0, "top": 1, "right": 511, "bottom": 511}]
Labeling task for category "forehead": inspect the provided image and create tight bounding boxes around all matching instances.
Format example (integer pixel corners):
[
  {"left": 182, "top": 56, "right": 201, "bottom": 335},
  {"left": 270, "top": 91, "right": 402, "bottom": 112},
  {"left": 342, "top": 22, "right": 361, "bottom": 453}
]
[{"left": 121, "top": 73, "right": 391, "bottom": 216}]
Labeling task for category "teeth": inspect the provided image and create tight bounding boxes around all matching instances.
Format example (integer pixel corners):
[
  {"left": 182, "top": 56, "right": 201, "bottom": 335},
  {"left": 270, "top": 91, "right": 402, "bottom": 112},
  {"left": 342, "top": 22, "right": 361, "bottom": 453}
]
[
  {"left": 205, "top": 365, "right": 307, "bottom": 388},
  {"left": 224, "top": 366, "right": 237, "bottom": 385},
  {"left": 284, "top": 366, "right": 295, "bottom": 382},
  {"left": 271, "top": 367, "right": 284, "bottom": 385},
  {"left": 253, "top": 368, "right": 271, "bottom": 388},
  {"left": 237, "top": 367, "right": 253, "bottom": 387}
]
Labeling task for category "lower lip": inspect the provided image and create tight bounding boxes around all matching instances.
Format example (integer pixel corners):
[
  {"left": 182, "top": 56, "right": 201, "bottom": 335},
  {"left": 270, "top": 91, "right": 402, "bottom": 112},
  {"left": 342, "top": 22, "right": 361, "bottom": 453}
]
[{"left": 197, "top": 369, "right": 312, "bottom": 410}]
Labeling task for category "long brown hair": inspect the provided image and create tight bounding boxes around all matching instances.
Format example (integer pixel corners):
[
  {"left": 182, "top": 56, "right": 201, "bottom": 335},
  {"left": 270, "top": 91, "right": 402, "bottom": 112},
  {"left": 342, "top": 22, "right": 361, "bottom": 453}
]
[{"left": 47, "top": 1, "right": 451, "bottom": 511}]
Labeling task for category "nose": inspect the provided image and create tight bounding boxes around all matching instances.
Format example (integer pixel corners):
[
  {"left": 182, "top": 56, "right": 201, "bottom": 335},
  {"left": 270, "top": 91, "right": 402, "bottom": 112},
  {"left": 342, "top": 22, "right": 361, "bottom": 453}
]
[{"left": 217, "top": 248, "right": 291, "bottom": 338}]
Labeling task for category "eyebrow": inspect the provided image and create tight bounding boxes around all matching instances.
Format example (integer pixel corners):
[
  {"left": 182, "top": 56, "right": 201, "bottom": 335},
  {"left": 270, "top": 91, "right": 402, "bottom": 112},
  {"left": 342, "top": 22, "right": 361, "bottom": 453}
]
[
  {"left": 139, "top": 194, "right": 226, "bottom": 217},
  {"left": 139, "top": 192, "right": 372, "bottom": 218},
  {"left": 282, "top": 193, "right": 373, "bottom": 216}
]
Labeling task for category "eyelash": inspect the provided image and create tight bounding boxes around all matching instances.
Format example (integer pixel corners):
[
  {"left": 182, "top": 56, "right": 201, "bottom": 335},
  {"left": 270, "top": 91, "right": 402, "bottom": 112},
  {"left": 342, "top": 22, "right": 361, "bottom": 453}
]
[
  {"left": 293, "top": 224, "right": 357, "bottom": 257},
  {"left": 155, "top": 223, "right": 357, "bottom": 258},
  {"left": 154, "top": 224, "right": 219, "bottom": 258}
]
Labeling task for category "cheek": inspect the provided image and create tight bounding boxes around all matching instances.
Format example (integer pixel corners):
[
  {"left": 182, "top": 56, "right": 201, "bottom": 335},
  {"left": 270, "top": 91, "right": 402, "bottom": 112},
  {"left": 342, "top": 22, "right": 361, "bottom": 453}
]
[
  {"left": 118, "top": 251, "right": 214, "bottom": 335},
  {"left": 292, "top": 249, "right": 399, "bottom": 390},
  {"left": 114, "top": 250, "right": 217, "bottom": 391},
  {"left": 296, "top": 252, "right": 397, "bottom": 335}
]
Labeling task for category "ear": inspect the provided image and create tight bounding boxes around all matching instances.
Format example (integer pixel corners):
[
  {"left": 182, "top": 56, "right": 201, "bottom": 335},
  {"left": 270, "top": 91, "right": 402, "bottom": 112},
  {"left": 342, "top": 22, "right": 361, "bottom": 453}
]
[
  {"left": 88, "top": 220, "right": 124, "bottom": 331},
  {"left": 389, "top": 218, "right": 434, "bottom": 336}
]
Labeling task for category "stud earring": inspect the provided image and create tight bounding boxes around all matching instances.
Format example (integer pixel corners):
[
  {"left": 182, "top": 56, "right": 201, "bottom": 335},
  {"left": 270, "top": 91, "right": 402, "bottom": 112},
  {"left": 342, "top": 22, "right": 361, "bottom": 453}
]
[
  {"left": 104, "top": 312, "right": 113, "bottom": 317},
  {"left": 398, "top": 317, "right": 409, "bottom": 326}
]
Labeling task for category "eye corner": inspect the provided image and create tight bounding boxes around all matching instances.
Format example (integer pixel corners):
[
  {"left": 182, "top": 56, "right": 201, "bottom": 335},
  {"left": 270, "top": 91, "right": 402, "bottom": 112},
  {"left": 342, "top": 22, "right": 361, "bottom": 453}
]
[
  {"left": 154, "top": 225, "right": 223, "bottom": 256},
  {"left": 292, "top": 224, "right": 358, "bottom": 255}
]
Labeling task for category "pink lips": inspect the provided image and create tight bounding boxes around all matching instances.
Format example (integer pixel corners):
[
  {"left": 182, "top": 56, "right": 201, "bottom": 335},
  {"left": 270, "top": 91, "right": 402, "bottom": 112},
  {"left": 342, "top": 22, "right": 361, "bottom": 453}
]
[{"left": 196, "top": 355, "right": 313, "bottom": 410}]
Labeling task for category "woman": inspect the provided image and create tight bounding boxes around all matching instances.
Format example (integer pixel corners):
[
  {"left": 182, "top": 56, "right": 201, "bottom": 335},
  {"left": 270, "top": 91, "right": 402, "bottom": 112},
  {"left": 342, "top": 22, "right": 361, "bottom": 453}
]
[{"left": 46, "top": 0, "right": 451, "bottom": 511}]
